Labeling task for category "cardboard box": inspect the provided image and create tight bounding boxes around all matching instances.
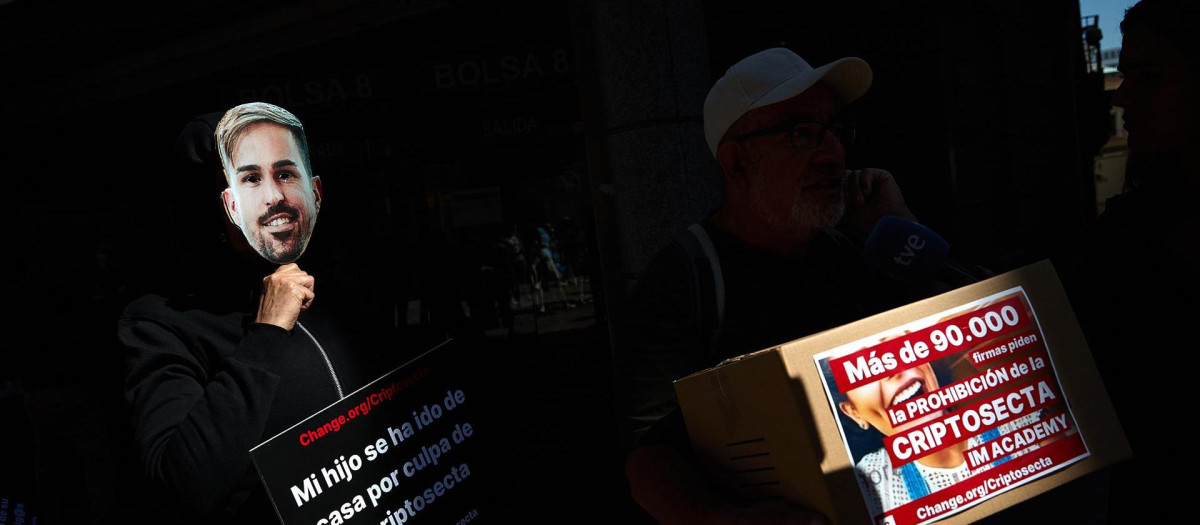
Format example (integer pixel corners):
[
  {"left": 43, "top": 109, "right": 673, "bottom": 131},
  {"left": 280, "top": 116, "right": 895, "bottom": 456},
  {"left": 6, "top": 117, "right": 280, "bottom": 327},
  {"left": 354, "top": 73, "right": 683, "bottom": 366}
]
[{"left": 675, "top": 261, "right": 1130, "bottom": 525}]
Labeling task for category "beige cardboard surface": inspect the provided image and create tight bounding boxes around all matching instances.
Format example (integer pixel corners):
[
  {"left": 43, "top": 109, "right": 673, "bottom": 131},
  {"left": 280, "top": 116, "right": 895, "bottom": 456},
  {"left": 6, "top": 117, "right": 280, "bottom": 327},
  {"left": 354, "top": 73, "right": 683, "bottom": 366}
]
[
  {"left": 677, "top": 260, "right": 1130, "bottom": 524},
  {"left": 676, "top": 349, "right": 841, "bottom": 519}
]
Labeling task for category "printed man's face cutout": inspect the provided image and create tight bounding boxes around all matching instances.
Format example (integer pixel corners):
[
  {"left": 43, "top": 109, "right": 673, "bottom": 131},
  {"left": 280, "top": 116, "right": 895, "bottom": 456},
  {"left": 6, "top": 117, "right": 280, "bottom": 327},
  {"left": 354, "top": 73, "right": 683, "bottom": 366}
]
[{"left": 221, "top": 122, "right": 322, "bottom": 264}]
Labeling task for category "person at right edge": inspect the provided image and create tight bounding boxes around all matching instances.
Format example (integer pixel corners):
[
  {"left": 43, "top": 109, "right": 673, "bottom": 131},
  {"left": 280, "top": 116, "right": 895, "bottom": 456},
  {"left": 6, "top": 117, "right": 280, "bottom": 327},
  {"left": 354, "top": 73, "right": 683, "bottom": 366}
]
[
  {"left": 1073, "top": 0, "right": 1200, "bottom": 520},
  {"left": 624, "top": 48, "right": 923, "bottom": 524}
]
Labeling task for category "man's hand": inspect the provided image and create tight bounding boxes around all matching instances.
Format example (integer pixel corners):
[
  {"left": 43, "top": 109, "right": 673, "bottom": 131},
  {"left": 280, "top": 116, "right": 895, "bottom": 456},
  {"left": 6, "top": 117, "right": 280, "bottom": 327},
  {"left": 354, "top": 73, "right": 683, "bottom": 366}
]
[
  {"left": 841, "top": 168, "right": 917, "bottom": 237},
  {"left": 256, "top": 263, "right": 314, "bottom": 330}
]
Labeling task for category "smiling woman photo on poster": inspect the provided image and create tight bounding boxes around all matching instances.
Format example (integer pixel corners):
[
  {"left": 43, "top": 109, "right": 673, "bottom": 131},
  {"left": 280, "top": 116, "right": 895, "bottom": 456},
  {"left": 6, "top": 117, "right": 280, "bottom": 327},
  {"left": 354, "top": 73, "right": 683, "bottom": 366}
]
[{"left": 824, "top": 354, "right": 1043, "bottom": 517}]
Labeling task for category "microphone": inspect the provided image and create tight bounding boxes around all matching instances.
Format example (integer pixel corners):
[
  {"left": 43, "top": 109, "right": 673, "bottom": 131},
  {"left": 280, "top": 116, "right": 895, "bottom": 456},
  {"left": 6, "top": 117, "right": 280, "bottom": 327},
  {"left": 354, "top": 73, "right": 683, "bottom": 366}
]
[{"left": 864, "top": 215, "right": 980, "bottom": 286}]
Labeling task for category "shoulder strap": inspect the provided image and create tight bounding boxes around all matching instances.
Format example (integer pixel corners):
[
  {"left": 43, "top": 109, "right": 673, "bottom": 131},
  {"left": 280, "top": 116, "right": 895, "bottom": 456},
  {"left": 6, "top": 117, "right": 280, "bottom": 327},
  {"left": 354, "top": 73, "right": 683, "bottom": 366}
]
[
  {"left": 687, "top": 224, "right": 725, "bottom": 329},
  {"left": 674, "top": 223, "right": 726, "bottom": 357}
]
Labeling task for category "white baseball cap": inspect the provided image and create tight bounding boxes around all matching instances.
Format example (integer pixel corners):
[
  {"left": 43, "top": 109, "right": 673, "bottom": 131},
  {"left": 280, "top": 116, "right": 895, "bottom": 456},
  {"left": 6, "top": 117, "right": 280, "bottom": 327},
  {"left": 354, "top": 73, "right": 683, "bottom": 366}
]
[{"left": 703, "top": 48, "right": 873, "bottom": 157}]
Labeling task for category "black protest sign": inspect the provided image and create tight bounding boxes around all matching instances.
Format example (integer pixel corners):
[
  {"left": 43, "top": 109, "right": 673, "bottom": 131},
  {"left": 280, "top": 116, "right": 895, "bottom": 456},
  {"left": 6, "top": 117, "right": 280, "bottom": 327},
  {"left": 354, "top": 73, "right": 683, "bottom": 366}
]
[{"left": 252, "top": 340, "right": 484, "bottom": 525}]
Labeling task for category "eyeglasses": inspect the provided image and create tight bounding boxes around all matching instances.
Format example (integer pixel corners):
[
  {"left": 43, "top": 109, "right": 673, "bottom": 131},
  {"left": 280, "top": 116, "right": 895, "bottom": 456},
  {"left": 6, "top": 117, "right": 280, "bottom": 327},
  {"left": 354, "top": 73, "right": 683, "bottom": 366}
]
[{"left": 729, "top": 118, "right": 856, "bottom": 150}]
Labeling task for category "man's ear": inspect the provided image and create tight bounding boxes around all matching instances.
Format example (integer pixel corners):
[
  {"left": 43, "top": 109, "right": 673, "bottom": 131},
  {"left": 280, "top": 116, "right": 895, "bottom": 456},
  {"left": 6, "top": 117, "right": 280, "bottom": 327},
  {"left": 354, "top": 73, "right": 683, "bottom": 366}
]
[
  {"left": 311, "top": 175, "right": 323, "bottom": 213},
  {"left": 221, "top": 187, "right": 240, "bottom": 229},
  {"left": 715, "top": 141, "right": 749, "bottom": 188}
]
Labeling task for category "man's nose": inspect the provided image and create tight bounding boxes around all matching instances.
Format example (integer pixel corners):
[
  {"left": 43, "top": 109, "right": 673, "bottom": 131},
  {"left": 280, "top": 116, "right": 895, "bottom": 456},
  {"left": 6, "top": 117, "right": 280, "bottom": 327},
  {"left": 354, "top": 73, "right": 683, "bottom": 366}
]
[
  {"left": 812, "top": 131, "right": 846, "bottom": 165},
  {"left": 263, "top": 176, "right": 286, "bottom": 205}
]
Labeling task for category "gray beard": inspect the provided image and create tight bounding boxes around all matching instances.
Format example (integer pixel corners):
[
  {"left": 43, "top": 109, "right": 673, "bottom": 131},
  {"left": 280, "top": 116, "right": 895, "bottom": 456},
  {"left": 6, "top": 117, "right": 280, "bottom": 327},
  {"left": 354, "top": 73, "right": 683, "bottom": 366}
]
[{"left": 750, "top": 177, "right": 845, "bottom": 239}]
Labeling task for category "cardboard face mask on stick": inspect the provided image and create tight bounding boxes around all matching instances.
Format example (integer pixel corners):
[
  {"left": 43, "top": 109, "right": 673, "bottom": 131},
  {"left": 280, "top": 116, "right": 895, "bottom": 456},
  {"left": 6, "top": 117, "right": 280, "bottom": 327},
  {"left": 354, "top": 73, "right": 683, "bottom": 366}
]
[{"left": 216, "top": 103, "right": 323, "bottom": 264}]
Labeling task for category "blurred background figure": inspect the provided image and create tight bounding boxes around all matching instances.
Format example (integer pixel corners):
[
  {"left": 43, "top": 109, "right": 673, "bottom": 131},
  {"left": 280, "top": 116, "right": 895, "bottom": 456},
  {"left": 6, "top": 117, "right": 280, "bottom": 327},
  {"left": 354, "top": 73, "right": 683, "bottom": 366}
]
[{"left": 1074, "top": 0, "right": 1200, "bottom": 520}]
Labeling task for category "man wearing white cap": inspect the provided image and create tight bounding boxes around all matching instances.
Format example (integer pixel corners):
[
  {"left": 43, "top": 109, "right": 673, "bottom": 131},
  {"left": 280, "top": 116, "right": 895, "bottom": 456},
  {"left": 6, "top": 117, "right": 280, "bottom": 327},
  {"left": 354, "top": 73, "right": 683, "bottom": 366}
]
[
  {"left": 626, "top": 48, "right": 916, "bottom": 523},
  {"left": 703, "top": 47, "right": 911, "bottom": 255}
]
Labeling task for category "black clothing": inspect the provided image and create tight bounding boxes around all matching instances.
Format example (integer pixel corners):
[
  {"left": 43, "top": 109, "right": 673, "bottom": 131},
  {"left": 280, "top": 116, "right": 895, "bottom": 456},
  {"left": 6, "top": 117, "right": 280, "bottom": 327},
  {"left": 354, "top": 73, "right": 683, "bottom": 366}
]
[
  {"left": 120, "top": 283, "right": 374, "bottom": 522},
  {"left": 626, "top": 222, "right": 913, "bottom": 447},
  {"left": 1080, "top": 177, "right": 1200, "bottom": 450},
  {"left": 1070, "top": 165, "right": 1200, "bottom": 522}
]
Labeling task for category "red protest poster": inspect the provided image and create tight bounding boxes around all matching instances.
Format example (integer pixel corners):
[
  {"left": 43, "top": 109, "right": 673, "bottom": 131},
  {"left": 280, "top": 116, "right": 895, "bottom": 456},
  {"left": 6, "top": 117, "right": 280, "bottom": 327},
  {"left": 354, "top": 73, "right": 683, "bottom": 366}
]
[{"left": 814, "top": 288, "right": 1088, "bottom": 525}]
